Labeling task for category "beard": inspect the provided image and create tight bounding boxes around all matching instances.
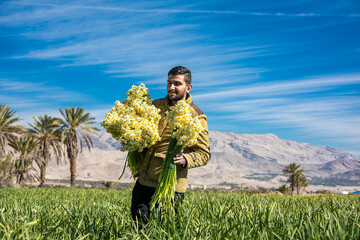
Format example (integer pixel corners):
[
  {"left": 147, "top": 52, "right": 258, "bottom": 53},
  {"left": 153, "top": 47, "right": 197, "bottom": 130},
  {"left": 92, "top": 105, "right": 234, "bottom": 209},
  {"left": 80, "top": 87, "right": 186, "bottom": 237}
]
[{"left": 167, "top": 90, "right": 186, "bottom": 102}]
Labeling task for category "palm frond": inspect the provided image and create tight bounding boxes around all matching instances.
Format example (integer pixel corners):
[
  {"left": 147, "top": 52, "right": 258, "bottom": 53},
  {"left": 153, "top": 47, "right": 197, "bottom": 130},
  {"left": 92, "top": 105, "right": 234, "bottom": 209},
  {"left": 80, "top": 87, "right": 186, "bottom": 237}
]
[{"left": 0, "top": 104, "right": 24, "bottom": 154}]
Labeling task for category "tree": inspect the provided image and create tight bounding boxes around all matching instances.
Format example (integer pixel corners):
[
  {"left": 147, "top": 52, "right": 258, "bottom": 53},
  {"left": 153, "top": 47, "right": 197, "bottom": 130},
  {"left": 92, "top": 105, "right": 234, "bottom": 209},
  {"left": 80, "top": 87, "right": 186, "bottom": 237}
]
[
  {"left": 277, "top": 184, "right": 289, "bottom": 194},
  {"left": 28, "top": 115, "right": 64, "bottom": 186},
  {"left": 59, "top": 106, "right": 99, "bottom": 187},
  {"left": 0, "top": 153, "right": 13, "bottom": 185},
  {"left": 0, "top": 104, "right": 24, "bottom": 154},
  {"left": 296, "top": 174, "right": 308, "bottom": 194},
  {"left": 9, "top": 135, "right": 41, "bottom": 186},
  {"left": 282, "top": 162, "right": 307, "bottom": 195}
]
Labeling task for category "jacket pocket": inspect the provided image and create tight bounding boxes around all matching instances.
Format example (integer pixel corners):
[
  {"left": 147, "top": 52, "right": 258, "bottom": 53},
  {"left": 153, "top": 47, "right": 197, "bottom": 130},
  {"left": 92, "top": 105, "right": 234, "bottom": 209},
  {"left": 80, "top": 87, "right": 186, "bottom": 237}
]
[{"left": 148, "top": 153, "right": 165, "bottom": 182}]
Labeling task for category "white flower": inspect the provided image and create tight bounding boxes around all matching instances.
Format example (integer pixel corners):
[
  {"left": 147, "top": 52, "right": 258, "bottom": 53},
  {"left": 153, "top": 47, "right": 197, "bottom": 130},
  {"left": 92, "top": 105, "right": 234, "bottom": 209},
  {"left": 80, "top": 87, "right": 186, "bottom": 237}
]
[
  {"left": 167, "top": 100, "right": 204, "bottom": 147},
  {"left": 101, "top": 83, "right": 161, "bottom": 152}
]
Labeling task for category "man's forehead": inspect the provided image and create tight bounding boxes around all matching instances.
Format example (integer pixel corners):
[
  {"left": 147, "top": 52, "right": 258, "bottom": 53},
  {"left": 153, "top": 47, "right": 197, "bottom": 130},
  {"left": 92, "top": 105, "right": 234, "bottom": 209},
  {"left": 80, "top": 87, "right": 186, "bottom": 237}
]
[{"left": 167, "top": 74, "right": 185, "bottom": 81}]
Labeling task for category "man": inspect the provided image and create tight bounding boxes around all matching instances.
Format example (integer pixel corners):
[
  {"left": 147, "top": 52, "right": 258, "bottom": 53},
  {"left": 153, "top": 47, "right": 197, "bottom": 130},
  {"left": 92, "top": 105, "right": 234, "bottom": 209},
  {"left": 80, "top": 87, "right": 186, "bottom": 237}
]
[{"left": 131, "top": 66, "right": 211, "bottom": 227}]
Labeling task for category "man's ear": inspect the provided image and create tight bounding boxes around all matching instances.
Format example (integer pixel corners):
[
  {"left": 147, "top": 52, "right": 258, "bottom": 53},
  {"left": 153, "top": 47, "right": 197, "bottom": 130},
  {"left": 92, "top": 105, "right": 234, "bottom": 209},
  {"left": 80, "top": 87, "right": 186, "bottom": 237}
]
[{"left": 186, "top": 84, "right": 192, "bottom": 93}]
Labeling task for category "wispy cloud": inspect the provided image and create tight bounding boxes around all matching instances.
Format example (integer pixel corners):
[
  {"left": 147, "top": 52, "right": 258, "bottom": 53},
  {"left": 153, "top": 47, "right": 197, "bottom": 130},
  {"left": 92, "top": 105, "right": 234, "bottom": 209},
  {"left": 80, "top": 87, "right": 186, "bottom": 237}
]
[
  {"left": 12, "top": 22, "right": 270, "bottom": 85},
  {"left": 194, "top": 73, "right": 360, "bottom": 99},
  {"left": 0, "top": 78, "right": 94, "bottom": 128},
  {"left": 2, "top": 2, "right": 359, "bottom": 21},
  {"left": 205, "top": 96, "right": 360, "bottom": 152},
  {"left": 4, "top": 1, "right": 357, "bottom": 84},
  {"left": 196, "top": 72, "right": 360, "bottom": 150},
  {"left": 238, "top": 12, "right": 360, "bottom": 18},
  {"left": 42, "top": 5, "right": 360, "bottom": 18},
  {"left": 15, "top": 24, "right": 200, "bottom": 59},
  {"left": 0, "top": 79, "right": 89, "bottom": 110}
]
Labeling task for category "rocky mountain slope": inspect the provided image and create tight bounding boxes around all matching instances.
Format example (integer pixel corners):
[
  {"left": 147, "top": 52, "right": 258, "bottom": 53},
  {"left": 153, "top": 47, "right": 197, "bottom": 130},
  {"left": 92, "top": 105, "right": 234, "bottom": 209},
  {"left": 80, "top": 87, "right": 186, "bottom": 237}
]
[{"left": 46, "top": 131, "right": 360, "bottom": 187}]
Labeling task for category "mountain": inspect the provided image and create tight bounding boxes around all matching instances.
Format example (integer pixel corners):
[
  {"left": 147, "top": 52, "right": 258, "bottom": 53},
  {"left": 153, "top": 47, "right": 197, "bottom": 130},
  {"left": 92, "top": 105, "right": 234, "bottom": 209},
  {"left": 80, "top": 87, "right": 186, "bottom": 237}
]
[{"left": 46, "top": 131, "right": 360, "bottom": 187}]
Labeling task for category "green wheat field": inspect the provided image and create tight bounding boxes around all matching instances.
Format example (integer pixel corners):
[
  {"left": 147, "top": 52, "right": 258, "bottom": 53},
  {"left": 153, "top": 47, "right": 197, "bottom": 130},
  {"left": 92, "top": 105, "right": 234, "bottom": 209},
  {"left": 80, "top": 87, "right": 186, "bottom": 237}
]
[{"left": 0, "top": 188, "right": 359, "bottom": 239}]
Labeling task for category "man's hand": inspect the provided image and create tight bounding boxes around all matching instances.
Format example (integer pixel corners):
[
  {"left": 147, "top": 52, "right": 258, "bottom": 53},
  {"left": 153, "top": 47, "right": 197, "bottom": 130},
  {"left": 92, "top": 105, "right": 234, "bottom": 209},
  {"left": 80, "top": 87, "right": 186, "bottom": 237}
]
[{"left": 173, "top": 152, "right": 187, "bottom": 167}]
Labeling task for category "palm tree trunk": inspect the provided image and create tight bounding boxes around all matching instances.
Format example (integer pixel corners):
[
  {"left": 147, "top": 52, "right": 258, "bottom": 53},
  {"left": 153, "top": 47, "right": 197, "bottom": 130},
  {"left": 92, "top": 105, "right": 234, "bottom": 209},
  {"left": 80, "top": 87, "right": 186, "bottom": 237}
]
[
  {"left": 68, "top": 139, "right": 78, "bottom": 187},
  {"left": 66, "top": 132, "right": 78, "bottom": 187},
  {"left": 290, "top": 175, "right": 295, "bottom": 195},
  {"left": 39, "top": 143, "right": 49, "bottom": 187},
  {"left": 70, "top": 156, "right": 77, "bottom": 187},
  {"left": 40, "top": 162, "right": 47, "bottom": 186},
  {"left": 19, "top": 174, "right": 23, "bottom": 186},
  {"left": 0, "top": 145, "right": 4, "bottom": 155},
  {"left": 297, "top": 182, "right": 300, "bottom": 195}
]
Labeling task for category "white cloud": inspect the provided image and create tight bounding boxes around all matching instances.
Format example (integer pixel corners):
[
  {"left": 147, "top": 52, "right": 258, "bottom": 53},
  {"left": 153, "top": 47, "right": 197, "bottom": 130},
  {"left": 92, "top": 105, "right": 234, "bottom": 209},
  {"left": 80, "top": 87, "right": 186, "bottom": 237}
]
[
  {"left": 242, "top": 12, "right": 360, "bottom": 18},
  {"left": 0, "top": 79, "right": 90, "bottom": 116},
  {"left": 194, "top": 73, "right": 360, "bottom": 99},
  {"left": 12, "top": 15, "right": 270, "bottom": 84},
  {"left": 2, "top": 2, "right": 359, "bottom": 22},
  {"left": 202, "top": 94, "right": 360, "bottom": 150},
  {"left": 0, "top": 79, "right": 87, "bottom": 101}
]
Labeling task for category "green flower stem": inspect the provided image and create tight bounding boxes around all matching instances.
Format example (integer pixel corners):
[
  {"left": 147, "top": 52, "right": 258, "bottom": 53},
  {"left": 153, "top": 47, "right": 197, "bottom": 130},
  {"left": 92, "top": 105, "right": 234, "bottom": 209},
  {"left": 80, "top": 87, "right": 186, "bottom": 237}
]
[
  {"left": 150, "top": 137, "right": 182, "bottom": 209},
  {"left": 118, "top": 151, "right": 143, "bottom": 180}
]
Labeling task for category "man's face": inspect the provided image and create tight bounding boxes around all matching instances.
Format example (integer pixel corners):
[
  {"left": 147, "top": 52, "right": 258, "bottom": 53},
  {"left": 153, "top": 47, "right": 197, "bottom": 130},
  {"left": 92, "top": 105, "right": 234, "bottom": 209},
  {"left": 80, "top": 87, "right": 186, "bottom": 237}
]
[{"left": 167, "top": 74, "right": 192, "bottom": 104}]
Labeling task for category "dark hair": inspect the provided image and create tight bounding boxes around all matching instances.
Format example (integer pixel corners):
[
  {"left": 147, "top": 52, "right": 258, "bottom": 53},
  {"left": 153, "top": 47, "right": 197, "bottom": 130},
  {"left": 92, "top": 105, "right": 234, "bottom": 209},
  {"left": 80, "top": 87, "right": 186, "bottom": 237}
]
[{"left": 168, "top": 66, "right": 192, "bottom": 85}]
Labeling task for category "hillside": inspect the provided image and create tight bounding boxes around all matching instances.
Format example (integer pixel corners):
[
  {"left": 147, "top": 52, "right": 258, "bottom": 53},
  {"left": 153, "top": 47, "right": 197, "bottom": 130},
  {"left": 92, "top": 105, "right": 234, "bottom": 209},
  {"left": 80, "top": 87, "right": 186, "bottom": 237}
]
[{"left": 46, "top": 131, "right": 360, "bottom": 187}]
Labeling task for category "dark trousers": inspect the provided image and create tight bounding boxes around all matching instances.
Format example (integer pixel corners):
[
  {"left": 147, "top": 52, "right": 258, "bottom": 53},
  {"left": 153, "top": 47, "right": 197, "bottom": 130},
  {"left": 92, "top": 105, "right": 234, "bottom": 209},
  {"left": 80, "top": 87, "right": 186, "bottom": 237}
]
[{"left": 131, "top": 181, "right": 184, "bottom": 228}]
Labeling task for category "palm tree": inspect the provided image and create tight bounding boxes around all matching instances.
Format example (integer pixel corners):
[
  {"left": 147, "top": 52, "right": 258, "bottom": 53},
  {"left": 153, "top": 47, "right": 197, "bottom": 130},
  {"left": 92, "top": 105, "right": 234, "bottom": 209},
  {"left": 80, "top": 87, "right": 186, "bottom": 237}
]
[
  {"left": 59, "top": 106, "right": 99, "bottom": 187},
  {"left": 0, "top": 153, "right": 13, "bottom": 185},
  {"left": 277, "top": 184, "right": 289, "bottom": 194},
  {"left": 296, "top": 174, "right": 308, "bottom": 195},
  {"left": 9, "top": 135, "right": 41, "bottom": 186},
  {"left": 28, "top": 115, "right": 64, "bottom": 186},
  {"left": 0, "top": 104, "right": 24, "bottom": 154},
  {"left": 282, "top": 162, "right": 305, "bottom": 195}
]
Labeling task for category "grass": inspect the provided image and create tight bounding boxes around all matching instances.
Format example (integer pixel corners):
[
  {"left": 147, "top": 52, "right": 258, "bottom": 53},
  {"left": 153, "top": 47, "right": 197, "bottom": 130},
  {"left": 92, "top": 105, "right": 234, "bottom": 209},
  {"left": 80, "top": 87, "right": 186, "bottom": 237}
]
[{"left": 0, "top": 188, "right": 359, "bottom": 239}]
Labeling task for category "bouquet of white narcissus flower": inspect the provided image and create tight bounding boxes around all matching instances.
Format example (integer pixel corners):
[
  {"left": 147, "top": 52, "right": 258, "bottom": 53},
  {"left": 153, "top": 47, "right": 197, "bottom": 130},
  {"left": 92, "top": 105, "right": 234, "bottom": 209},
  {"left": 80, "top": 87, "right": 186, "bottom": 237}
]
[
  {"left": 150, "top": 100, "right": 205, "bottom": 209},
  {"left": 101, "top": 84, "right": 161, "bottom": 178}
]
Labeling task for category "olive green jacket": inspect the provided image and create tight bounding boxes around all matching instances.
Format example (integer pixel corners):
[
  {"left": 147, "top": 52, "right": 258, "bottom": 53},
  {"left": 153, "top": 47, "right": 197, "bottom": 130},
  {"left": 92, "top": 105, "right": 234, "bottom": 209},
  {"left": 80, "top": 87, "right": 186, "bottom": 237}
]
[{"left": 137, "top": 94, "right": 211, "bottom": 193}]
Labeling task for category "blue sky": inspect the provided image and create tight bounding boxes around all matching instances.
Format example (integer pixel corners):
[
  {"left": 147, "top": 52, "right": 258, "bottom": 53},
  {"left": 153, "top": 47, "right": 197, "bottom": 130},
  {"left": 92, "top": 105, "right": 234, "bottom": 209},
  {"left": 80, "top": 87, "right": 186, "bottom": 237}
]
[{"left": 1, "top": 0, "right": 360, "bottom": 157}]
